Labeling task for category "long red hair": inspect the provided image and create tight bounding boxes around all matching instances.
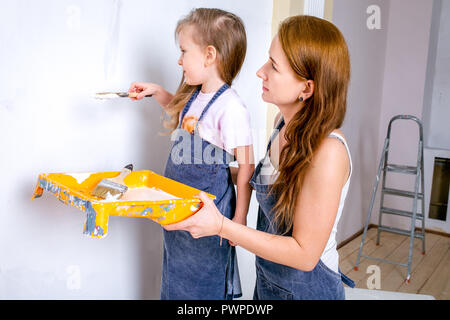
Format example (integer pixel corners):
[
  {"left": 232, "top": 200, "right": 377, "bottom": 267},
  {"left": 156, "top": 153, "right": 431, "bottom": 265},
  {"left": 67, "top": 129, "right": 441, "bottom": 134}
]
[{"left": 271, "top": 15, "right": 351, "bottom": 234}]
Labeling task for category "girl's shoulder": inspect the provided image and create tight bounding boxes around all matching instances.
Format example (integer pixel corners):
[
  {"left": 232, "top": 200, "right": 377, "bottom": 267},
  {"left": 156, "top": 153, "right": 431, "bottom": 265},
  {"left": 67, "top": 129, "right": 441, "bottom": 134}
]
[{"left": 215, "top": 87, "right": 249, "bottom": 113}]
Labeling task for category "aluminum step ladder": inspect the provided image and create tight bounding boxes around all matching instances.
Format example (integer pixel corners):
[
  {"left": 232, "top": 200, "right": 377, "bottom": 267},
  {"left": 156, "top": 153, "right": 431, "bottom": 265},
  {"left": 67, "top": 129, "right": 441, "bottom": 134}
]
[{"left": 354, "top": 115, "right": 425, "bottom": 283}]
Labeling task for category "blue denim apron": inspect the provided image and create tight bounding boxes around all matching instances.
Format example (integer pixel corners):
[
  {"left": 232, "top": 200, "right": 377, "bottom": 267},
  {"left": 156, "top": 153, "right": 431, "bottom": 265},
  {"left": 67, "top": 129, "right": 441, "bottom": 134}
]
[
  {"left": 161, "top": 83, "right": 242, "bottom": 300},
  {"left": 250, "top": 118, "right": 355, "bottom": 300}
]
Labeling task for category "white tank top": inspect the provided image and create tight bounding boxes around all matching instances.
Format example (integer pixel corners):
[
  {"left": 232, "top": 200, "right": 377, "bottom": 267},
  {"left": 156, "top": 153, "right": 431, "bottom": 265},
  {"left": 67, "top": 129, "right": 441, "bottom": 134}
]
[
  {"left": 321, "top": 132, "right": 352, "bottom": 273},
  {"left": 258, "top": 130, "right": 352, "bottom": 273}
]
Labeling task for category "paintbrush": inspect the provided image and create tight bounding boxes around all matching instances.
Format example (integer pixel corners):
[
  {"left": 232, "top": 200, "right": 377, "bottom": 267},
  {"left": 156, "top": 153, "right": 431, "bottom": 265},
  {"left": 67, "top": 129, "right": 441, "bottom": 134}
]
[
  {"left": 94, "top": 92, "right": 153, "bottom": 99},
  {"left": 91, "top": 164, "right": 133, "bottom": 199}
]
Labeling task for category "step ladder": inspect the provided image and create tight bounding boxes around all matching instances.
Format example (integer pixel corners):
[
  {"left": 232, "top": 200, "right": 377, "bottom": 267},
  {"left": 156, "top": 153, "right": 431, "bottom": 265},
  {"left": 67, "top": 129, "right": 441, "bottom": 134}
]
[{"left": 354, "top": 115, "right": 425, "bottom": 283}]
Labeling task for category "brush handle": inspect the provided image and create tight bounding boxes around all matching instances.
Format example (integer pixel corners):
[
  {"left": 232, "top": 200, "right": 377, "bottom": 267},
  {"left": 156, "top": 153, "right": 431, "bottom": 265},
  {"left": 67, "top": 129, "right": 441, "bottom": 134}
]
[
  {"left": 128, "top": 92, "right": 153, "bottom": 98},
  {"left": 111, "top": 164, "right": 133, "bottom": 184}
]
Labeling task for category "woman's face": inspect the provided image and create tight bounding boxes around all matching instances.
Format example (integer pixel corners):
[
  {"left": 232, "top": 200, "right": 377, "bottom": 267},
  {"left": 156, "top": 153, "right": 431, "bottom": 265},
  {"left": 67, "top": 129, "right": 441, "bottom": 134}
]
[
  {"left": 257, "top": 35, "right": 306, "bottom": 106},
  {"left": 177, "top": 25, "right": 207, "bottom": 85}
]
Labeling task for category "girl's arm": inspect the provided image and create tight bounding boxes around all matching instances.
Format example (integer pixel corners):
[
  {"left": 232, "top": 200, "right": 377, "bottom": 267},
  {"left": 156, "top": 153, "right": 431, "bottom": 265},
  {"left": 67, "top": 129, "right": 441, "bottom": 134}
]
[
  {"left": 129, "top": 82, "right": 173, "bottom": 108},
  {"left": 230, "top": 166, "right": 238, "bottom": 185},
  {"left": 230, "top": 112, "right": 280, "bottom": 186},
  {"left": 232, "top": 145, "right": 255, "bottom": 225},
  {"left": 164, "top": 137, "right": 349, "bottom": 271}
]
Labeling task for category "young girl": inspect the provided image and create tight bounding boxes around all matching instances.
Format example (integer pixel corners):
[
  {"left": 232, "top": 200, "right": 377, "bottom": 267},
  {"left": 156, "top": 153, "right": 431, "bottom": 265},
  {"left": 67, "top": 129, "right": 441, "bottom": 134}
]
[{"left": 129, "top": 8, "right": 254, "bottom": 300}]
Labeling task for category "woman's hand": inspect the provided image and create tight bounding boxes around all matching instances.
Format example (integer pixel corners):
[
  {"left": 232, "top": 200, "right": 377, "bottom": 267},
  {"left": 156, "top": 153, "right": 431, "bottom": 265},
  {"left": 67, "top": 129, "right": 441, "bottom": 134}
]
[
  {"left": 128, "top": 82, "right": 161, "bottom": 100},
  {"left": 229, "top": 215, "right": 246, "bottom": 246},
  {"left": 162, "top": 192, "right": 225, "bottom": 239}
]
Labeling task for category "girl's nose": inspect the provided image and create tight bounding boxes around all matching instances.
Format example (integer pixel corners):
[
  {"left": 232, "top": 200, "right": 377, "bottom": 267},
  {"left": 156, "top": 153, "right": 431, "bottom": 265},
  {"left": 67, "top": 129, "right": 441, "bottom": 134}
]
[{"left": 178, "top": 56, "right": 183, "bottom": 66}]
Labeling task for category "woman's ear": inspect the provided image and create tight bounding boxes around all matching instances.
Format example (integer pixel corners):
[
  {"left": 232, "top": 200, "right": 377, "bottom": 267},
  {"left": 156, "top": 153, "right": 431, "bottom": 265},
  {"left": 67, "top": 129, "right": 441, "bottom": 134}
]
[
  {"left": 204, "top": 45, "right": 217, "bottom": 67},
  {"left": 301, "top": 80, "right": 315, "bottom": 101}
]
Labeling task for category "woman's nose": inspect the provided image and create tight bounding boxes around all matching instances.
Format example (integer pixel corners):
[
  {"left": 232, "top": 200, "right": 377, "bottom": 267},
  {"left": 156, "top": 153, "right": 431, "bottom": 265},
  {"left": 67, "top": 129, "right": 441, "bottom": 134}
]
[
  {"left": 256, "top": 66, "right": 267, "bottom": 80},
  {"left": 178, "top": 56, "right": 182, "bottom": 66}
]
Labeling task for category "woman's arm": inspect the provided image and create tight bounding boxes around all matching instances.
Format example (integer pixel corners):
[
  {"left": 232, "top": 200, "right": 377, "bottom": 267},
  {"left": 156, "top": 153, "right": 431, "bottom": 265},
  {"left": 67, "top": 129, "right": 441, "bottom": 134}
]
[
  {"left": 226, "top": 138, "right": 349, "bottom": 270},
  {"left": 164, "top": 137, "right": 349, "bottom": 271}
]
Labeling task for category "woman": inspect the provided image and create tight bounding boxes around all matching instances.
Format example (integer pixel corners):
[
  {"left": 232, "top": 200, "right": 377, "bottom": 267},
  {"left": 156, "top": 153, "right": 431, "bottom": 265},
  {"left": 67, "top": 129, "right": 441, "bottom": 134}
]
[{"left": 164, "top": 15, "right": 355, "bottom": 300}]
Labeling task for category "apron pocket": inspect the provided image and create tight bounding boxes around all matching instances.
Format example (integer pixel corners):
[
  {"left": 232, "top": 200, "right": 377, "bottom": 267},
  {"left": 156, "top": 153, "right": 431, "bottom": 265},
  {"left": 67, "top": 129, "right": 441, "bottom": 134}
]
[
  {"left": 317, "top": 260, "right": 342, "bottom": 283},
  {"left": 186, "top": 164, "right": 219, "bottom": 192},
  {"left": 256, "top": 272, "right": 293, "bottom": 300}
]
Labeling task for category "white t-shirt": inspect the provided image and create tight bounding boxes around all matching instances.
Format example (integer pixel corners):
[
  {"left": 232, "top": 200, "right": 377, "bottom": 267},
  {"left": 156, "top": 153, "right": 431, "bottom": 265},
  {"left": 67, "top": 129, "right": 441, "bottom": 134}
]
[{"left": 179, "top": 87, "right": 253, "bottom": 155}]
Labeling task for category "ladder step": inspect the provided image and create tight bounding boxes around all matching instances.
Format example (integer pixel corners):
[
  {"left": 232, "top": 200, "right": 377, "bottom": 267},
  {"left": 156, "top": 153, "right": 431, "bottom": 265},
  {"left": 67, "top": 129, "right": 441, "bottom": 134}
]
[
  {"left": 385, "top": 164, "right": 418, "bottom": 175},
  {"left": 360, "top": 254, "right": 408, "bottom": 267},
  {"left": 378, "top": 225, "right": 424, "bottom": 238},
  {"left": 380, "top": 207, "right": 424, "bottom": 219},
  {"left": 382, "top": 187, "right": 424, "bottom": 199}
]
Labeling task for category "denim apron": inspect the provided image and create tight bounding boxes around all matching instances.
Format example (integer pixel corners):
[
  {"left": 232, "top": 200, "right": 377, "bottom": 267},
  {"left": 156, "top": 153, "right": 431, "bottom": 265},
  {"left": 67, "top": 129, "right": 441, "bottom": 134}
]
[
  {"left": 250, "top": 118, "right": 355, "bottom": 300},
  {"left": 161, "top": 83, "right": 242, "bottom": 300}
]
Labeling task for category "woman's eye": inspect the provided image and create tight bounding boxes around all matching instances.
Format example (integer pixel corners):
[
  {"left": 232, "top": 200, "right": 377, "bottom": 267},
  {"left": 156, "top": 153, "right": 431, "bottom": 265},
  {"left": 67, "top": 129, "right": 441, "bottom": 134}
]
[{"left": 271, "top": 63, "right": 277, "bottom": 71}]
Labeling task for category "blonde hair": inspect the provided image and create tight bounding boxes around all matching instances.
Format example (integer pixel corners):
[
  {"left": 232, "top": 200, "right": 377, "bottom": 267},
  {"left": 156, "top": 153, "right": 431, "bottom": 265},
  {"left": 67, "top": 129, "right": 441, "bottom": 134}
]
[
  {"left": 163, "top": 8, "right": 247, "bottom": 131},
  {"left": 271, "top": 15, "right": 351, "bottom": 234}
]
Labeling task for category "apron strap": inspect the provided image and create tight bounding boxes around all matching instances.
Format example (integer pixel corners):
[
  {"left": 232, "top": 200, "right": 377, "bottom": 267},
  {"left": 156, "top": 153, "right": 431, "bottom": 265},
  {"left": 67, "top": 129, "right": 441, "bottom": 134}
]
[
  {"left": 178, "top": 83, "right": 235, "bottom": 162},
  {"left": 194, "top": 83, "right": 230, "bottom": 133},
  {"left": 339, "top": 268, "right": 355, "bottom": 288},
  {"left": 250, "top": 116, "right": 285, "bottom": 185},
  {"left": 178, "top": 86, "right": 201, "bottom": 128},
  {"left": 265, "top": 117, "right": 285, "bottom": 152}
]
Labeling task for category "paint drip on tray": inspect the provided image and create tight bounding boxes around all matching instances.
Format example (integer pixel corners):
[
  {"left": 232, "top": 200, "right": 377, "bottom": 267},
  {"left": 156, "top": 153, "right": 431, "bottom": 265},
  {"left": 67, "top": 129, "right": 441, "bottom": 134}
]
[{"left": 101, "top": 186, "right": 181, "bottom": 202}]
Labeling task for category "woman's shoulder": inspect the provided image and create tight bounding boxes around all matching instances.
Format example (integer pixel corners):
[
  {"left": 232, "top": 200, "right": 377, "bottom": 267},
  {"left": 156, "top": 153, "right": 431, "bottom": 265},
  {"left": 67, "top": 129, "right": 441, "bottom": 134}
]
[
  {"left": 313, "top": 130, "right": 350, "bottom": 181},
  {"left": 320, "top": 130, "right": 349, "bottom": 156},
  {"left": 328, "top": 129, "right": 346, "bottom": 140}
]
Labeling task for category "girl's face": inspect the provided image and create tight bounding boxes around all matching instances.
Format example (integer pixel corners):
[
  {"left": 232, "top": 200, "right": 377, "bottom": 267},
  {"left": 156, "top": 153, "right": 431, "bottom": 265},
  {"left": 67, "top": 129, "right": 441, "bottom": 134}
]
[
  {"left": 256, "top": 35, "right": 306, "bottom": 106},
  {"left": 177, "top": 25, "right": 208, "bottom": 85}
]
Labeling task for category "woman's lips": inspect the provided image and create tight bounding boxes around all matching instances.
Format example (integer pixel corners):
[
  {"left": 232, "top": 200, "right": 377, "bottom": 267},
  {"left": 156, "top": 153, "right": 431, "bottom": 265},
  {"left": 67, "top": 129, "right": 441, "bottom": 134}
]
[{"left": 262, "top": 85, "right": 269, "bottom": 92}]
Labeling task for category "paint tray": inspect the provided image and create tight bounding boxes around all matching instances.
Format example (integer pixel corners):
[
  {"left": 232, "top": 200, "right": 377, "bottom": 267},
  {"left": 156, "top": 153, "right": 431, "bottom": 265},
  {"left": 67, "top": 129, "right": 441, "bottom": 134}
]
[{"left": 32, "top": 170, "right": 215, "bottom": 238}]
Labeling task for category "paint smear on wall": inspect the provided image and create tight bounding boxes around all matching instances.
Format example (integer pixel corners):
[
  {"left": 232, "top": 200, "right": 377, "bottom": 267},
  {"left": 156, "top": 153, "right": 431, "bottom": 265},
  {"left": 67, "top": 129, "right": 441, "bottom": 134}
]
[{"left": 104, "top": 0, "right": 122, "bottom": 80}]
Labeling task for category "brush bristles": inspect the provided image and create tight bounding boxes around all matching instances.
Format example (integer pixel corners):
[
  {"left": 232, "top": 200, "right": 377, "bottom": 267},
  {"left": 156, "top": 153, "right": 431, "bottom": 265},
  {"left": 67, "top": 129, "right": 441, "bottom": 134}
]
[{"left": 92, "top": 180, "right": 128, "bottom": 199}]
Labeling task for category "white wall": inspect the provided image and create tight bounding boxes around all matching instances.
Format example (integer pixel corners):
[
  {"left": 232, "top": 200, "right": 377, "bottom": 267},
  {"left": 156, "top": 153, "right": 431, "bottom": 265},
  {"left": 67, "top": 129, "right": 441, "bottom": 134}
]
[
  {"left": 0, "top": 0, "right": 272, "bottom": 299},
  {"left": 422, "top": 0, "right": 450, "bottom": 234},
  {"left": 423, "top": 0, "right": 450, "bottom": 150},
  {"left": 333, "top": 0, "right": 438, "bottom": 240},
  {"left": 332, "top": 0, "right": 390, "bottom": 243},
  {"left": 373, "top": 0, "right": 433, "bottom": 231}
]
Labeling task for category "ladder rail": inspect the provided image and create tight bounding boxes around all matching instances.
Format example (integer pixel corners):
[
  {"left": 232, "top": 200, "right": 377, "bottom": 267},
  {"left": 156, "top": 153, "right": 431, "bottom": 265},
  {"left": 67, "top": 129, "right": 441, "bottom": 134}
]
[
  {"left": 406, "top": 139, "right": 423, "bottom": 280},
  {"left": 377, "top": 136, "right": 390, "bottom": 245},
  {"left": 354, "top": 115, "right": 425, "bottom": 282},
  {"left": 355, "top": 138, "right": 388, "bottom": 268}
]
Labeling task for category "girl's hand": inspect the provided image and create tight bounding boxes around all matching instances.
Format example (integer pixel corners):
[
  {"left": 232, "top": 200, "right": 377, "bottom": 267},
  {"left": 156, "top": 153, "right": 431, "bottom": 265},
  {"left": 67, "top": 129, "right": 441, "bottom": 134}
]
[
  {"left": 162, "top": 192, "right": 224, "bottom": 239},
  {"left": 128, "top": 82, "right": 161, "bottom": 100}
]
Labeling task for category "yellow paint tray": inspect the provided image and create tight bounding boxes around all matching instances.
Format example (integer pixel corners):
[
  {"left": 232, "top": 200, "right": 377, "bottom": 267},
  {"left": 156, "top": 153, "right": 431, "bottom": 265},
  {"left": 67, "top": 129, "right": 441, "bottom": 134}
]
[{"left": 32, "top": 170, "right": 215, "bottom": 238}]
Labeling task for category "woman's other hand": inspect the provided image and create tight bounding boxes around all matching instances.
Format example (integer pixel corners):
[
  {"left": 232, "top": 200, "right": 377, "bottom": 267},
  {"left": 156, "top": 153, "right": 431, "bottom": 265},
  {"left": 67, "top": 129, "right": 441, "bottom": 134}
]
[{"left": 163, "top": 192, "right": 225, "bottom": 239}]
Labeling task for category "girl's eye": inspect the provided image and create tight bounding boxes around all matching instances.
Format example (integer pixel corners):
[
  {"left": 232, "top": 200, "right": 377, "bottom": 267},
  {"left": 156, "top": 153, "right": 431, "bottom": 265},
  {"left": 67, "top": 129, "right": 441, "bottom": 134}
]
[{"left": 271, "top": 63, "right": 277, "bottom": 71}]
